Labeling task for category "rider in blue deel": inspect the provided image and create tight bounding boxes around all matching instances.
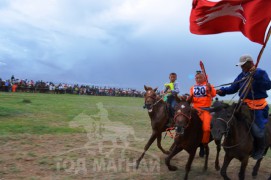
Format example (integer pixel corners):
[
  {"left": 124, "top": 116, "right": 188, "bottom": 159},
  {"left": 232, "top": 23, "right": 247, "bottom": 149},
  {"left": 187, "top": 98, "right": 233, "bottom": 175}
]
[{"left": 217, "top": 54, "right": 271, "bottom": 160}]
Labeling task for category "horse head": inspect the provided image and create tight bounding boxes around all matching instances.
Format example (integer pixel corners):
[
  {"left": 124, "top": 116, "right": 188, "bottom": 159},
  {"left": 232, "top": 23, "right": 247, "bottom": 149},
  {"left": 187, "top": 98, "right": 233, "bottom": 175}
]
[
  {"left": 173, "top": 97, "right": 192, "bottom": 136},
  {"left": 209, "top": 102, "right": 231, "bottom": 140},
  {"left": 143, "top": 85, "right": 159, "bottom": 113}
]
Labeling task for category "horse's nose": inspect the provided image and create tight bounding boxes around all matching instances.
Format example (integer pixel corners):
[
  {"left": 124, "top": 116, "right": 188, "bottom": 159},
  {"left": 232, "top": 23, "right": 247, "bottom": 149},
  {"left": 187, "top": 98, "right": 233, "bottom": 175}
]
[
  {"left": 213, "top": 129, "right": 223, "bottom": 140},
  {"left": 175, "top": 126, "right": 185, "bottom": 135},
  {"left": 145, "top": 104, "right": 152, "bottom": 109}
]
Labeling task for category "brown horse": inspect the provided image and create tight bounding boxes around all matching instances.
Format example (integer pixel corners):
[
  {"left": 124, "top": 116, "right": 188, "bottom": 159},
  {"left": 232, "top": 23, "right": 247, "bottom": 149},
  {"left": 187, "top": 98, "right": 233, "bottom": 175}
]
[
  {"left": 211, "top": 103, "right": 271, "bottom": 180},
  {"left": 165, "top": 97, "right": 217, "bottom": 180},
  {"left": 136, "top": 85, "right": 174, "bottom": 169}
]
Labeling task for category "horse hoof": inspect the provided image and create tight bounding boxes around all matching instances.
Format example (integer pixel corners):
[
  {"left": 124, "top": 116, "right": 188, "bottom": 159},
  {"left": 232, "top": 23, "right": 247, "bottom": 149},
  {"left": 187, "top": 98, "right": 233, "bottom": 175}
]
[
  {"left": 215, "top": 165, "right": 220, "bottom": 171},
  {"left": 221, "top": 173, "right": 230, "bottom": 180},
  {"left": 252, "top": 171, "right": 257, "bottom": 177},
  {"left": 168, "top": 165, "right": 178, "bottom": 171},
  {"left": 223, "top": 177, "right": 231, "bottom": 180},
  {"left": 135, "top": 160, "right": 140, "bottom": 169}
]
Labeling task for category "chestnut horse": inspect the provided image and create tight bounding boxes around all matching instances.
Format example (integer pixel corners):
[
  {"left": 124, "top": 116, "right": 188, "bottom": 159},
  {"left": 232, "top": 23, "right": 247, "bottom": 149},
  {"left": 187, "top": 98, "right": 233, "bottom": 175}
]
[
  {"left": 211, "top": 103, "right": 271, "bottom": 180},
  {"left": 165, "top": 97, "right": 222, "bottom": 180},
  {"left": 136, "top": 85, "right": 174, "bottom": 168}
]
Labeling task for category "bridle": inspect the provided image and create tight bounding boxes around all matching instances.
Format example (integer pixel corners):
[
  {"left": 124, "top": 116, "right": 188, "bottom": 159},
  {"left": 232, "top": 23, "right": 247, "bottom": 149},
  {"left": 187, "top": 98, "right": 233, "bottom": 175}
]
[
  {"left": 174, "top": 105, "right": 192, "bottom": 134},
  {"left": 144, "top": 93, "right": 163, "bottom": 110},
  {"left": 213, "top": 117, "right": 229, "bottom": 137},
  {"left": 217, "top": 111, "right": 254, "bottom": 149}
]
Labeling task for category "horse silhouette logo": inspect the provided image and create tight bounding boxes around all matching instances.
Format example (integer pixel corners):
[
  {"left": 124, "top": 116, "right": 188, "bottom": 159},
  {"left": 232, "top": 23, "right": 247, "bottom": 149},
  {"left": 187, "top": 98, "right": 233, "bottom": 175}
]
[
  {"left": 69, "top": 102, "right": 144, "bottom": 157},
  {"left": 196, "top": 3, "right": 246, "bottom": 26},
  {"left": 55, "top": 102, "right": 160, "bottom": 175}
]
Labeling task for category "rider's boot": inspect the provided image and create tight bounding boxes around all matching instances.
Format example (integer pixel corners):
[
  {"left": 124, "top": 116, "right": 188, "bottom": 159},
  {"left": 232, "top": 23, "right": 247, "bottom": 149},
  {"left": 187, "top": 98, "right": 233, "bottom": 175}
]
[{"left": 252, "top": 137, "right": 265, "bottom": 160}]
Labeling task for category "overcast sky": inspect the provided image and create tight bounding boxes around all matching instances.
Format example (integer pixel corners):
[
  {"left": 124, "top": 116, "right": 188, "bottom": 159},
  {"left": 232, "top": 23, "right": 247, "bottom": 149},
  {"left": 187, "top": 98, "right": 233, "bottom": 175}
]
[{"left": 0, "top": 0, "right": 271, "bottom": 99}]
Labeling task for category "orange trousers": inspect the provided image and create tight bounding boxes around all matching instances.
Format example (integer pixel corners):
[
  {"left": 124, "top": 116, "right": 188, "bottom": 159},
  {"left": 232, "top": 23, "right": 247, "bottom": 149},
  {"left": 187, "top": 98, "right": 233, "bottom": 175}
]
[{"left": 196, "top": 108, "right": 212, "bottom": 144}]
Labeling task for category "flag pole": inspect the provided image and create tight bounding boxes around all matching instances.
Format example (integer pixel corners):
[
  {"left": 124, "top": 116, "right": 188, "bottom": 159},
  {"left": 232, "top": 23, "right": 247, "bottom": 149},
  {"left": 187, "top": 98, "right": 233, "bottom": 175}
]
[{"left": 255, "top": 25, "right": 271, "bottom": 68}]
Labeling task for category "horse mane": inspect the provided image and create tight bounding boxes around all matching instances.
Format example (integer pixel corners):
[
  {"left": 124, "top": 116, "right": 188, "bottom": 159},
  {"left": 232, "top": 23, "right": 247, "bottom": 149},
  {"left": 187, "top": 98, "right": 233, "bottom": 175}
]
[
  {"left": 220, "top": 103, "right": 252, "bottom": 139},
  {"left": 176, "top": 94, "right": 193, "bottom": 104},
  {"left": 230, "top": 103, "right": 253, "bottom": 125}
]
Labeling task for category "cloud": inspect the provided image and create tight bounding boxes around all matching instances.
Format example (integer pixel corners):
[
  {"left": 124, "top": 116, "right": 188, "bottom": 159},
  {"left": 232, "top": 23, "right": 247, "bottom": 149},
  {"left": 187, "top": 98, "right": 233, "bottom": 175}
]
[
  {"left": 0, "top": 0, "right": 270, "bottom": 98},
  {"left": 0, "top": 61, "right": 7, "bottom": 66}
]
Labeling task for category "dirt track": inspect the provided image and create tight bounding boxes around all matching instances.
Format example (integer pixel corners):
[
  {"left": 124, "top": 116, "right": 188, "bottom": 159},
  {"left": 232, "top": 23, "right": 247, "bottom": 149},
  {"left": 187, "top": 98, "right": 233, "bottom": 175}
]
[{"left": 0, "top": 134, "right": 270, "bottom": 180}]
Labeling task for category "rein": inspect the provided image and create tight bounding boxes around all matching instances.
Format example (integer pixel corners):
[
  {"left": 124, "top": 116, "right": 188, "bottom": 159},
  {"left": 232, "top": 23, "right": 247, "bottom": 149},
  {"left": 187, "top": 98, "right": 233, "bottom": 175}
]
[
  {"left": 152, "top": 98, "right": 163, "bottom": 107},
  {"left": 144, "top": 94, "right": 163, "bottom": 109},
  {"left": 216, "top": 117, "right": 228, "bottom": 125},
  {"left": 222, "top": 124, "right": 253, "bottom": 149},
  {"left": 174, "top": 106, "right": 192, "bottom": 130},
  {"left": 222, "top": 63, "right": 258, "bottom": 148},
  {"left": 221, "top": 108, "right": 255, "bottom": 149},
  {"left": 224, "top": 71, "right": 254, "bottom": 125},
  {"left": 214, "top": 75, "right": 249, "bottom": 88}
]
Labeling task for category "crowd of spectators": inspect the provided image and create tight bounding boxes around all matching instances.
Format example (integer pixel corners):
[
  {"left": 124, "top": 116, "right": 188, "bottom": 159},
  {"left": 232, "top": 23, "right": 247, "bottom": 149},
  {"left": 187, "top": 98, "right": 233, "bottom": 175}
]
[{"left": 0, "top": 75, "right": 144, "bottom": 97}]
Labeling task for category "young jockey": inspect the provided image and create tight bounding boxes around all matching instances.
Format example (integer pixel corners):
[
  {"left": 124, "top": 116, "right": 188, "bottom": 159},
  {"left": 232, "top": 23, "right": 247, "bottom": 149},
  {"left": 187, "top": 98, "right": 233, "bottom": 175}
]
[
  {"left": 163, "top": 72, "right": 180, "bottom": 119},
  {"left": 190, "top": 71, "right": 216, "bottom": 146}
]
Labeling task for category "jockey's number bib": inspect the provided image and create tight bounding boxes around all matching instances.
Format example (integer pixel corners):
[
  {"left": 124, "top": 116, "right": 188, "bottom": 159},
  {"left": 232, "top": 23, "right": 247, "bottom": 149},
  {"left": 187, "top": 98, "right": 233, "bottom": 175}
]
[{"left": 193, "top": 85, "right": 207, "bottom": 97}]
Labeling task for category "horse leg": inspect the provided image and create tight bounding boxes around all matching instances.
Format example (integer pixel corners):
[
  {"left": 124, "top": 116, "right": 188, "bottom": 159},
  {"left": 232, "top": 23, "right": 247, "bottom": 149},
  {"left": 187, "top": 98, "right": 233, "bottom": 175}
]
[
  {"left": 136, "top": 132, "right": 157, "bottom": 169},
  {"left": 238, "top": 157, "right": 249, "bottom": 180},
  {"left": 199, "top": 143, "right": 205, "bottom": 157},
  {"left": 203, "top": 144, "right": 209, "bottom": 171},
  {"left": 215, "top": 139, "right": 221, "bottom": 171},
  {"left": 252, "top": 157, "right": 263, "bottom": 178},
  {"left": 220, "top": 154, "right": 233, "bottom": 180},
  {"left": 252, "top": 147, "right": 268, "bottom": 177},
  {"left": 157, "top": 132, "right": 169, "bottom": 154},
  {"left": 169, "top": 141, "right": 176, "bottom": 152},
  {"left": 184, "top": 149, "right": 197, "bottom": 180},
  {"left": 165, "top": 145, "right": 183, "bottom": 171}
]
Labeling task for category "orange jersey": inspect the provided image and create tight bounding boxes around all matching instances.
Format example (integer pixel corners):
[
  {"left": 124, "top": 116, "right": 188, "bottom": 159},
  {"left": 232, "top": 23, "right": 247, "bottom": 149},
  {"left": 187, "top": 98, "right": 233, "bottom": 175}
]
[{"left": 190, "top": 82, "right": 216, "bottom": 108}]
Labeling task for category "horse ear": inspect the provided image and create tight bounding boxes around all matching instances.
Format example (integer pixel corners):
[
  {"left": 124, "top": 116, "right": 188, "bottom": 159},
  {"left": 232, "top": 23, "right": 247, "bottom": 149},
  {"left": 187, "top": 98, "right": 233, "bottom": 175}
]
[
  {"left": 186, "top": 95, "right": 193, "bottom": 104},
  {"left": 153, "top": 87, "right": 158, "bottom": 92},
  {"left": 175, "top": 95, "right": 181, "bottom": 103},
  {"left": 144, "top": 85, "right": 148, "bottom": 91}
]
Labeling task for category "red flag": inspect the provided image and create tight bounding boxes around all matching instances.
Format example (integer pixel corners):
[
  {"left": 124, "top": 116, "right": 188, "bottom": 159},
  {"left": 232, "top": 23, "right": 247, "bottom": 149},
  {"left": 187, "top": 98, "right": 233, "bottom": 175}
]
[{"left": 190, "top": 0, "right": 271, "bottom": 45}]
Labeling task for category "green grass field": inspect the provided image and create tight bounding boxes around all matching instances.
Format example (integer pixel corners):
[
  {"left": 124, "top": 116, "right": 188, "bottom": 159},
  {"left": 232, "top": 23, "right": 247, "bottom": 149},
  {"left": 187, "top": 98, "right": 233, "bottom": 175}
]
[
  {"left": 0, "top": 92, "right": 270, "bottom": 180},
  {"left": 0, "top": 92, "right": 147, "bottom": 135}
]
